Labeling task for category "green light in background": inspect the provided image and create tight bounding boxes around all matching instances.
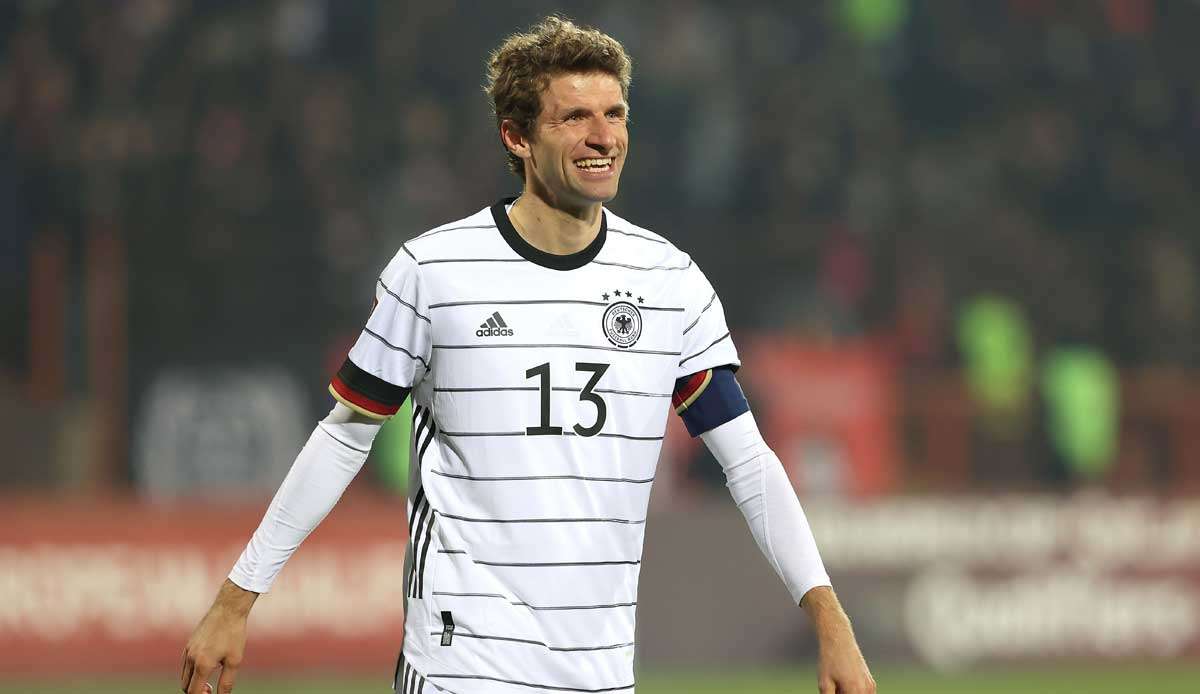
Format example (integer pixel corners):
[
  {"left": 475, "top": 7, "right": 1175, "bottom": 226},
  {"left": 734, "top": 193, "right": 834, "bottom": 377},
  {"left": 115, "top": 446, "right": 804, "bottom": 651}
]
[
  {"left": 840, "top": 0, "right": 909, "bottom": 43},
  {"left": 958, "top": 295, "right": 1034, "bottom": 425},
  {"left": 1041, "top": 348, "right": 1118, "bottom": 479},
  {"left": 369, "top": 398, "right": 412, "bottom": 492}
]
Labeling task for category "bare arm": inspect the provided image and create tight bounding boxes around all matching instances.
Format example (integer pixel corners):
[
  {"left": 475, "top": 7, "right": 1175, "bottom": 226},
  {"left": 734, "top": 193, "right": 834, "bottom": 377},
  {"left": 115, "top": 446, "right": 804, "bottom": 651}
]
[
  {"left": 211, "top": 578, "right": 259, "bottom": 616},
  {"left": 181, "top": 580, "right": 258, "bottom": 694},
  {"left": 802, "top": 586, "right": 876, "bottom": 694}
]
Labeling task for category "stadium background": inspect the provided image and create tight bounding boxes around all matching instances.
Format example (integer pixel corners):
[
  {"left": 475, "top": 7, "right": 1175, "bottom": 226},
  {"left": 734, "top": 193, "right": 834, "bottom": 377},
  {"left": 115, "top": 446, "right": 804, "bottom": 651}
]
[{"left": 2, "top": 0, "right": 1199, "bottom": 692}]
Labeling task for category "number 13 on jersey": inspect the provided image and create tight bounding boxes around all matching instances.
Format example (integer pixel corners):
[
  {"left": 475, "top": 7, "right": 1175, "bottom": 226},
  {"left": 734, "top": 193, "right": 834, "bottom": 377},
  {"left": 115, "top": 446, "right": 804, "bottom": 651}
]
[{"left": 525, "top": 362, "right": 610, "bottom": 437}]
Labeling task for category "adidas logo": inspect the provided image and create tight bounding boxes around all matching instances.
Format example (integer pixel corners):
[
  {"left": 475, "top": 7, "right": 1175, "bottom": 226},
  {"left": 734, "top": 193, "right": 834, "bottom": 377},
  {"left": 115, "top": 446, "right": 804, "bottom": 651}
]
[
  {"left": 547, "top": 313, "right": 577, "bottom": 338},
  {"left": 476, "top": 311, "right": 514, "bottom": 337}
]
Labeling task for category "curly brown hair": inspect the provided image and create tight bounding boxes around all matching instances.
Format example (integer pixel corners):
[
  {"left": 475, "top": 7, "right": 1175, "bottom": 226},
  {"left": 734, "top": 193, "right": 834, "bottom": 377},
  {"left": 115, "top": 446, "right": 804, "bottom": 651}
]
[{"left": 485, "top": 15, "right": 633, "bottom": 179}]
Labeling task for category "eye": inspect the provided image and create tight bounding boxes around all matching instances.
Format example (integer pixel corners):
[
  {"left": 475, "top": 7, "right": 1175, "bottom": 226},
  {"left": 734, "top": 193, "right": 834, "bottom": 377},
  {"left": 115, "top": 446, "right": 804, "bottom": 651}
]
[{"left": 566, "top": 112, "right": 587, "bottom": 123}]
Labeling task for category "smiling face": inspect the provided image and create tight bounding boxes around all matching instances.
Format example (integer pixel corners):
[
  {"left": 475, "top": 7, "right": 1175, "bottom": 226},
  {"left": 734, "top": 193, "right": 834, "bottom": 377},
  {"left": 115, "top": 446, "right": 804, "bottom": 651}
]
[{"left": 503, "top": 71, "right": 629, "bottom": 213}]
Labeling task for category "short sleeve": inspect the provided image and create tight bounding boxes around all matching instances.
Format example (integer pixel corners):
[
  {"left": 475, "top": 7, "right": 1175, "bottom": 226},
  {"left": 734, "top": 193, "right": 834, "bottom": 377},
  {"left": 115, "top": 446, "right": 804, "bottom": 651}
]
[
  {"left": 675, "top": 259, "right": 740, "bottom": 379},
  {"left": 328, "top": 246, "right": 432, "bottom": 419}
]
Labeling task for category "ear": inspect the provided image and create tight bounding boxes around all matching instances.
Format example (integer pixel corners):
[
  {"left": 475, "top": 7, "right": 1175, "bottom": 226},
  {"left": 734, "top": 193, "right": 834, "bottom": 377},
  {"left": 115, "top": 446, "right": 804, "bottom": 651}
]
[{"left": 500, "top": 119, "right": 533, "bottom": 163}]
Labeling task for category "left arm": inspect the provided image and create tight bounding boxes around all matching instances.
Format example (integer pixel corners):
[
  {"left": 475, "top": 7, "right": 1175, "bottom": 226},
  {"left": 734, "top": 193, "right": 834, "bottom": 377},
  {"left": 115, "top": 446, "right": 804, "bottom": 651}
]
[
  {"left": 699, "top": 410, "right": 831, "bottom": 604},
  {"left": 671, "top": 260, "right": 872, "bottom": 691},
  {"left": 680, "top": 369, "right": 875, "bottom": 693},
  {"left": 801, "top": 586, "right": 875, "bottom": 694}
]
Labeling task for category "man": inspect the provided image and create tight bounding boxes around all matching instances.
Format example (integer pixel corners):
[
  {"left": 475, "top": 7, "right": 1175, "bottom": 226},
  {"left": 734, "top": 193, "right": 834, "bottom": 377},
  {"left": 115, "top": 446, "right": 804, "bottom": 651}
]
[{"left": 182, "top": 16, "right": 875, "bottom": 694}]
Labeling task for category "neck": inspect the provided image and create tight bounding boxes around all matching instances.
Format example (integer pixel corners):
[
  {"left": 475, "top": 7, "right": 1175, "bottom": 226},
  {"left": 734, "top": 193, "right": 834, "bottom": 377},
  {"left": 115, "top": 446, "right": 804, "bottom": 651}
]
[{"left": 508, "top": 188, "right": 603, "bottom": 256}]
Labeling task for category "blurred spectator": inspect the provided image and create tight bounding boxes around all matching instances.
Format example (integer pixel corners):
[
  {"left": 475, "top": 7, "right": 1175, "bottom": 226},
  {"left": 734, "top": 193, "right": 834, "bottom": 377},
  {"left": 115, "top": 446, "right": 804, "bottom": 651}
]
[{"left": 4, "top": 0, "right": 1200, "bottom": 493}]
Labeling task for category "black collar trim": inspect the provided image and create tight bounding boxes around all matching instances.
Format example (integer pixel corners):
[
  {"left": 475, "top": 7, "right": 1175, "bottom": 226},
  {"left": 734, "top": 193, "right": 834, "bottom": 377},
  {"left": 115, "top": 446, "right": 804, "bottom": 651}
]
[{"left": 491, "top": 197, "right": 607, "bottom": 271}]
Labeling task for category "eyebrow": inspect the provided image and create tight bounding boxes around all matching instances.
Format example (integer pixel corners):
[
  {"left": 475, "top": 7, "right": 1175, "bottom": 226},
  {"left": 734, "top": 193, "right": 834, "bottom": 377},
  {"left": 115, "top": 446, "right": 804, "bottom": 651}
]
[{"left": 559, "top": 104, "right": 628, "bottom": 118}]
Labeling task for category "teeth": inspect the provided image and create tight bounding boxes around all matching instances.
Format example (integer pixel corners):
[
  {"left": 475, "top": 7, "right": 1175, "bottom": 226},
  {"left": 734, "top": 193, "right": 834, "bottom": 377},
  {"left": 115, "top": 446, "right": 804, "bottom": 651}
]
[{"left": 575, "top": 158, "right": 612, "bottom": 169}]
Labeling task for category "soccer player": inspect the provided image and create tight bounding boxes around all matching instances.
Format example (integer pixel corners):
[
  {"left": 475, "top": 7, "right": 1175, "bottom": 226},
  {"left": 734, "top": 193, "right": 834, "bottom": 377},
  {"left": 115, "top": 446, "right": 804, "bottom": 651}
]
[{"left": 182, "top": 15, "right": 875, "bottom": 694}]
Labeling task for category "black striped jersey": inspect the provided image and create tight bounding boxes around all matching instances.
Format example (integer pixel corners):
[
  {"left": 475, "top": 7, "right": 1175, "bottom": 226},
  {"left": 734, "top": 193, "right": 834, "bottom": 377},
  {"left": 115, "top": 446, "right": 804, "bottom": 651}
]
[{"left": 330, "top": 198, "right": 739, "bottom": 694}]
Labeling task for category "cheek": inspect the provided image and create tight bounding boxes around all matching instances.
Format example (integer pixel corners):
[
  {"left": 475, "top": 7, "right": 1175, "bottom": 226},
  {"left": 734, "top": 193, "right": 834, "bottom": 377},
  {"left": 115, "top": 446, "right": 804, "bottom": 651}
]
[{"left": 535, "top": 138, "right": 567, "bottom": 162}]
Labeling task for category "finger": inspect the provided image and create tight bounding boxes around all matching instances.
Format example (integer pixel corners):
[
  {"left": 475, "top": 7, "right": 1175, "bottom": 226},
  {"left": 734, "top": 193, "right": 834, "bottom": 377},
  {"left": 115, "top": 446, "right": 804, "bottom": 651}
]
[
  {"left": 181, "top": 652, "right": 194, "bottom": 693},
  {"left": 187, "top": 659, "right": 215, "bottom": 694},
  {"left": 843, "top": 673, "right": 875, "bottom": 694},
  {"left": 817, "top": 676, "right": 836, "bottom": 694},
  {"left": 838, "top": 677, "right": 874, "bottom": 694},
  {"left": 217, "top": 661, "right": 240, "bottom": 694}
]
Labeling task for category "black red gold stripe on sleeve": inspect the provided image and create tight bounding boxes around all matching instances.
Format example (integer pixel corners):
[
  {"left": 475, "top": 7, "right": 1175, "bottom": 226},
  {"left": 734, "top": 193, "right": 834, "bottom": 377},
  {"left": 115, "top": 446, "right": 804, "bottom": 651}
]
[
  {"left": 329, "top": 357, "right": 410, "bottom": 419},
  {"left": 672, "top": 369, "right": 713, "bottom": 414}
]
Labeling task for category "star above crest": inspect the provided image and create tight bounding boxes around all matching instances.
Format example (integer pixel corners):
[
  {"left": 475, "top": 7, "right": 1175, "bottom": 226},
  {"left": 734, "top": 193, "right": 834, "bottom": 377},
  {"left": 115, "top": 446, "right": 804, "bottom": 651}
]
[{"left": 601, "top": 288, "right": 641, "bottom": 304}]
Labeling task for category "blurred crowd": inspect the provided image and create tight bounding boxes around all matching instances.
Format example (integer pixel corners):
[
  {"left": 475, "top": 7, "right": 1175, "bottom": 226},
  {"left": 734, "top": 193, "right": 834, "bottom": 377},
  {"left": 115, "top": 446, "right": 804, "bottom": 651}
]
[{"left": 2, "top": 0, "right": 1198, "bottom": 491}]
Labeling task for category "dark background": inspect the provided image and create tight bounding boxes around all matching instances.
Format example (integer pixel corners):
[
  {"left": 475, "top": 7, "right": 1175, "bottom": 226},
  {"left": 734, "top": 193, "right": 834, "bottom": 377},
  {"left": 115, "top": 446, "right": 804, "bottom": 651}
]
[{"left": 2, "top": 0, "right": 1198, "bottom": 495}]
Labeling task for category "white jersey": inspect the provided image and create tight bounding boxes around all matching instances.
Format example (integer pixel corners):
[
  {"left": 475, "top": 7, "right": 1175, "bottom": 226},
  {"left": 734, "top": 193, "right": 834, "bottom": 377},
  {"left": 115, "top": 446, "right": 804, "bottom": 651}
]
[{"left": 333, "top": 199, "right": 739, "bottom": 693}]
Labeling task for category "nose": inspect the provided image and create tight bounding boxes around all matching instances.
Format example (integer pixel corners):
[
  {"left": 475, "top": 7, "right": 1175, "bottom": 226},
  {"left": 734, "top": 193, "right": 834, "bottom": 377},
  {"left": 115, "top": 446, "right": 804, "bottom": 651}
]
[{"left": 586, "top": 117, "right": 617, "bottom": 154}]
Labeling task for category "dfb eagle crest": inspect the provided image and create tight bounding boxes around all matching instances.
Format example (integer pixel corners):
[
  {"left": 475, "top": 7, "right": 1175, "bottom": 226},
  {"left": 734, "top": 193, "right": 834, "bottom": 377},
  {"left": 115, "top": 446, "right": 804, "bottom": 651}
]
[{"left": 602, "top": 300, "right": 643, "bottom": 348}]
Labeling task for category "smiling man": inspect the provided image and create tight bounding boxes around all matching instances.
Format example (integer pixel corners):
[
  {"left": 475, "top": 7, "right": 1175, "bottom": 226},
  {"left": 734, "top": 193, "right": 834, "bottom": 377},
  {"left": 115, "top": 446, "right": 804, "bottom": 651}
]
[{"left": 182, "top": 15, "right": 874, "bottom": 694}]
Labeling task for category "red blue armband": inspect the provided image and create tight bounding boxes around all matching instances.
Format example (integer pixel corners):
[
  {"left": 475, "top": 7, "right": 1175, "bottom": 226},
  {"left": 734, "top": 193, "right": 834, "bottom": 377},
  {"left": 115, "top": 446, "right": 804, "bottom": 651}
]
[{"left": 672, "top": 366, "right": 749, "bottom": 437}]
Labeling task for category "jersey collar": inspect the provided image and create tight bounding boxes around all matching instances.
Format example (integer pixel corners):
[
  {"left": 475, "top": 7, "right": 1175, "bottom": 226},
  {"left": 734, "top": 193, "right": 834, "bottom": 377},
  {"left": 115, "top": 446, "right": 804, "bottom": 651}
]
[{"left": 491, "top": 197, "right": 607, "bottom": 271}]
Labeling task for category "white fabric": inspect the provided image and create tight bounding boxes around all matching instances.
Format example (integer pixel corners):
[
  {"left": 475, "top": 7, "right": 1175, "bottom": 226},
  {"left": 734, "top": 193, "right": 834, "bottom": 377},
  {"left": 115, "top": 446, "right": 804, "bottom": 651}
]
[
  {"left": 346, "top": 249, "right": 432, "bottom": 393},
  {"left": 228, "top": 202, "right": 742, "bottom": 693},
  {"left": 675, "top": 260, "right": 737, "bottom": 378},
  {"left": 228, "top": 403, "right": 381, "bottom": 593},
  {"left": 372, "top": 204, "right": 738, "bottom": 693},
  {"left": 701, "top": 411, "right": 831, "bottom": 605}
]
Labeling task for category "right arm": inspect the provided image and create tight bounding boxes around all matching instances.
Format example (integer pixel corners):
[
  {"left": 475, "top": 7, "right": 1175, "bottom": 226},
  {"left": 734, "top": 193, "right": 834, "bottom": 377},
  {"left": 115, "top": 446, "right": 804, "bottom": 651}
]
[
  {"left": 228, "top": 403, "right": 384, "bottom": 593},
  {"left": 181, "top": 245, "right": 430, "bottom": 694},
  {"left": 180, "top": 579, "right": 256, "bottom": 694},
  {"left": 181, "top": 402, "right": 384, "bottom": 694}
]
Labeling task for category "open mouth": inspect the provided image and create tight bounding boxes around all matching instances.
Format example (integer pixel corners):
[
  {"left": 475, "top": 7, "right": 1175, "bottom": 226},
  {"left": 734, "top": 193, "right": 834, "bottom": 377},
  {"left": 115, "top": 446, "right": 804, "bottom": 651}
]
[{"left": 574, "top": 157, "right": 614, "bottom": 173}]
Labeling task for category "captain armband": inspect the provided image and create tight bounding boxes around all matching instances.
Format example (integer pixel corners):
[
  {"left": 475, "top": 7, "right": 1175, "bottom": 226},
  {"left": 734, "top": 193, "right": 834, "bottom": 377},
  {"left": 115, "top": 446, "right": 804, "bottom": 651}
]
[{"left": 672, "top": 366, "right": 750, "bottom": 437}]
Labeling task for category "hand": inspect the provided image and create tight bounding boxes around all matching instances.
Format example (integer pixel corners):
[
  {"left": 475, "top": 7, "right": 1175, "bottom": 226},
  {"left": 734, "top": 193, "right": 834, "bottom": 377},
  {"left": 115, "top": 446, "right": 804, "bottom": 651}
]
[
  {"left": 181, "top": 580, "right": 257, "bottom": 694},
  {"left": 802, "top": 586, "right": 876, "bottom": 694},
  {"left": 815, "top": 632, "right": 875, "bottom": 694}
]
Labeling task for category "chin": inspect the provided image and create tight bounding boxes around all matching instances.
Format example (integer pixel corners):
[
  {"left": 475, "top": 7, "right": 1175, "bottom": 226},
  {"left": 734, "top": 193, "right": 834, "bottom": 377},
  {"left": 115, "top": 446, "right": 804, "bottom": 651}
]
[
  {"left": 593, "top": 187, "right": 619, "bottom": 203},
  {"left": 580, "top": 182, "right": 620, "bottom": 204}
]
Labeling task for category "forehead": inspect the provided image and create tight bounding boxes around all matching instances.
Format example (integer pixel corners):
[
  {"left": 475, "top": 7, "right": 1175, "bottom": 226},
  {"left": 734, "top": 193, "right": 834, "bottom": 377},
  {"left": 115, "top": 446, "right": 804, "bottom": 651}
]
[{"left": 539, "top": 71, "right": 625, "bottom": 113}]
